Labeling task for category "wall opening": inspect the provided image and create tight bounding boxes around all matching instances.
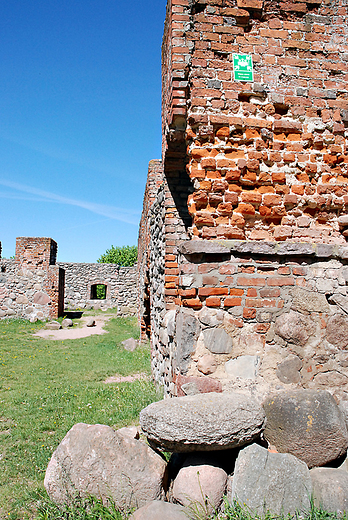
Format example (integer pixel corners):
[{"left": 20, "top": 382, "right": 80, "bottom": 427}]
[{"left": 90, "top": 284, "right": 107, "bottom": 300}]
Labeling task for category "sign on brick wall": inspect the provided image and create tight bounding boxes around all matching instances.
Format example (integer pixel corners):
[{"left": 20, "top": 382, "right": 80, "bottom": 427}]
[{"left": 233, "top": 54, "right": 253, "bottom": 82}]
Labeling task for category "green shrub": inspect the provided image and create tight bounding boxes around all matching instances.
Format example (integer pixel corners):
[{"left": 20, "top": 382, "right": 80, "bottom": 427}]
[{"left": 97, "top": 246, "right": 138, "bottom": 266}]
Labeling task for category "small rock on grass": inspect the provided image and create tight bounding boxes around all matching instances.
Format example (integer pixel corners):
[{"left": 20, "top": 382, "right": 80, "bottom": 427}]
[
  {"left": 130, "top": 501, "right": 188, "bottom": 520},
  {"left": 122, "top": 337, "right": 138, "bottom": 351},
  {"left": 86, "top": 318, "right": 95, "bottom": 327},
  {"left": 46, "top": 321, "right": 61, "bottom": 330},
  {"left": 62, "top": 318, "right": 73, "bottom": 328}
]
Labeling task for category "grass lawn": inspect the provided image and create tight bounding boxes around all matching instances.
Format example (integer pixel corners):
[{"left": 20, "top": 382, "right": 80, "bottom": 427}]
[{"left": 0, "top": 315, "right": 160, "bottom": 519}]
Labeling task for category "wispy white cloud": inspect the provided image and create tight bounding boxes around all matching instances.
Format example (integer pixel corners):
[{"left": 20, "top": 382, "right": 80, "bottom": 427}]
[
  {"left": 0, "top": 179, "right": 140, "bottom": 225},
  {"left": 0, "top": 131, "right": 119, "bottom": 177}
]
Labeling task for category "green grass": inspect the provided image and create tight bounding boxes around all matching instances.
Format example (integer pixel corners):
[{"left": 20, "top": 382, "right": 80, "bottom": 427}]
[{"left": 0, "top": 316, "right": 160, "bottom": 519}]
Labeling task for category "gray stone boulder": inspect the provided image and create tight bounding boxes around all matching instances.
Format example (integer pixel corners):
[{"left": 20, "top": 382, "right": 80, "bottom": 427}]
[
  {"left": 310, "top": 468, "right": 348, "bottom": 515},
  {"left": 172, "top": 453, "right": 227, "bottom": 513},
  {"left": 46, "top": 321, "right": 61, "bottom": 330},
  {"left": 231, "top": 443, "right": 312, "bottom": 517},
  {"left": 175, "top": 309, "right": 200, "bottom": 374},
  {"left": 276, "top": 355, "right": 302, "bottom": 384},
  {"left": 130, "top": 501, "right": 188, "bottom": 520},
  {"left": 225, "top": 355, "right": 259, "bottom": 379},
  {"left": 203, "top": 328, "right": 233, "bottom": 354},
  {"left": 263, "top": 390, "right": 348, "bottom": 468},
  {"left": 44, "top": 423, "right": 166, "bottom": 509},
  {"left": 62, "top": 318, "right": 73, "bottom": 328},
  {"left": 140, "top": 392, "right": 266, "bottom": 452},
  {"left": 122, "top": 337, "right": 138, "bottom": 351}
]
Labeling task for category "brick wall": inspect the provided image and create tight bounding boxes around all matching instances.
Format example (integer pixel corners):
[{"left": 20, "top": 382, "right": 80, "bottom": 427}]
[{"left": 139, "top": 0, "right": 348, "bottom": 398}]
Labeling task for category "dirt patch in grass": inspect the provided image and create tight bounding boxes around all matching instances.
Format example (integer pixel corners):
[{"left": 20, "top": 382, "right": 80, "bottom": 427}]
[
  {"left": 103, "top": 373, "right": 148, "bottom": 384},
  {"left": 33, "top": 314, "right": 113, "bottom": 340}
]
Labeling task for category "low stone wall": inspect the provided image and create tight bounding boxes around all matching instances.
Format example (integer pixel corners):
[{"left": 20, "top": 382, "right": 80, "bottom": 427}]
[
  {"left": 0, "top": 237, "right": 138, "bottom": 321},
  {"left": 58, "top": 262, "right": 138, "bottom": 316},
  {"left": 153, "top": 240, "right": 348, "bottom": 400},
  {"left": 0, "top": 260, "right": 64, "bottom": 321}
]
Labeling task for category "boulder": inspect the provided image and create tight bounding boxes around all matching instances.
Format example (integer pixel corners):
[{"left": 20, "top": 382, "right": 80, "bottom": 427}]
[
  {"left": 202, "top": 328, "right": 233, "bottom": 354},
  {"left": 175, "top": 309, "right": 200, "bottom": 373},
  {"left": 326, "top": 314, "right": 348, "bottom": 349},
  {"left": 46, "top": 321, "right": 61, "bottom": 330},
  {"left": 86, "top": 318, "right": 95, "bottom": 327},
  {"left": 197, "top": 354, "right": 217, "bottom": 375},
  {"left": 122, "top": 337, "right": 138, "bottom": 351},
  {"left": 130, "top": 501, "right": 188, "bottom": 520},
  {"left": 274, "top": 310, "right": 314, "bottom": 346},
  {"left": 225, "top": 355, "right": 259, "bottom": 379},
  {"left": 310, "top": 468, "right": 348, "bottom": 515},
  {"left": 62, "top": 318, "right": 73, "bottom": 328},
  {"left": 276, "top": 355, "right": 302, "bottom": 384},
  {"left": 263, "top": 390, "right": 348, "bottom": 468},
  {"left": 176, "top": 374, "right": 222, "bottom": 397},
  {"left": 172, "top": 453, "right": 227, "bottom": 513},
  {"left": 44, "top": 423, "right": 166, "bottom": 509},
  {"left": 231, "top": 443, "right": 312, "bottom": 516},
  {"left": 33, "top": 291, "right": 51, "bottom": 305},
  {"left": 140, "top": 392, "right": 266, "bottom": 452}
]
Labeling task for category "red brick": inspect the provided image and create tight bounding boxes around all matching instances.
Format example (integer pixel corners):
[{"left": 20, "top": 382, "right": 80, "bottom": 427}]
[
  {"left": 247, "top": 288, "right": 258, "bottom": 297},
  {"left": 254, "top": 323, "right": 271, "bottom": 333},
  {"left": 219, "top": 264, "right": 236, "bottom": 275},
  {"left": 259, "top": 288, "right": 281, "bottom": 297},
  {"left": 206, "top": 297, "right": 221, "bottom": 307},
  {"left": 182, "top": 298, "right": 202, "bottom": 309},
  {"left": 277, "top": 266, "right": 291, "bottom": 275},
  {"left": 230, "top": 288, "right": 244, "bottom": 296},
  {"left": 224, "top": 297, "right": 242, "bottom": 307},
  {"left": 293, "top": 266, "right": 307, "bottom": 276},
  {"left": 237, "top": 277, "right": 266, "bottom": 286},
  {"left": 178, "top": 289, "right": 196, "bottom": 297},
  {"left": 246, "top": 298, "right": 277, "bottom": 308},
  {"left": 267, "top": 277, "right": 295, "bottom": 286},
  {"left": 202, "top": 275, "right": 218, "bottom": 285},
  {"left": 198, "top": 263, "right": 218, "bottom": 274},
  {"left": 198, "top": 287, "right": 229, "bottom": 296}
]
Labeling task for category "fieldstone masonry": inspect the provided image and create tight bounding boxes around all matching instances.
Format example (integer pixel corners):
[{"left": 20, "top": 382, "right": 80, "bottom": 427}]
[
  {"left": 0, "top": 237, "right": 138, "bottom": 320},
  {"left": 0, "top": 237, "right": 64, "bottom": 321},
  {"left": 138, "top": 0, "right": 348, "bottom": 399}
]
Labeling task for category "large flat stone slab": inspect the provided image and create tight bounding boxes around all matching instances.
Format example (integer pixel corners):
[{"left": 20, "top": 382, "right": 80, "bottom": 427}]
[{"left": 140, "top": 392, "right": 266, "bottom": 452}]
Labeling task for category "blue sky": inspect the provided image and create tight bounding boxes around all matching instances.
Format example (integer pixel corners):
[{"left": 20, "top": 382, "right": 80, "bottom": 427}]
[{"left": 0, "top": 0, "right": 166, "bottom": 261}]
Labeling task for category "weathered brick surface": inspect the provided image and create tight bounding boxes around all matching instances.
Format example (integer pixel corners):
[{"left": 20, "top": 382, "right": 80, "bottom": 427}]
[
  {"left": 138, "top": 0, "right": 348, "bottom": 398},
  {"left": 162, "top": 0, "right": 348, "bottom": 243}
]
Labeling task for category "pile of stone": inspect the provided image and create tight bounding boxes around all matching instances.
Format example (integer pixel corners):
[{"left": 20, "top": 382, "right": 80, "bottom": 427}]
[{"left": 44, "top": 390, "right": 348, "bottom": 519}]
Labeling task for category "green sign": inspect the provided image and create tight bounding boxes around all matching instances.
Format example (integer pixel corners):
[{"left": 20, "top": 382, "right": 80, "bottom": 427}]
[{"left": 233, "top": 54, "right": 254, "bottom": 82}]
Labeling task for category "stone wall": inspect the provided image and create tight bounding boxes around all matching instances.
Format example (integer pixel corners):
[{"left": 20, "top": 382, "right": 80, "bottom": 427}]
[
  {"left": 58, "top": 261, "right": 138, "bottom": 315},
  {"left": 0, "top": 237, "right": 138, "bottom": 321},
  {"left": 0, "top": 237, "right": 64, "bottom": 321},
  {"left": 139, "top": 0, "right": 348, "bottom": 399},
  {"left": 138, "top": 160, "right": 164, "bottom": 337}
]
